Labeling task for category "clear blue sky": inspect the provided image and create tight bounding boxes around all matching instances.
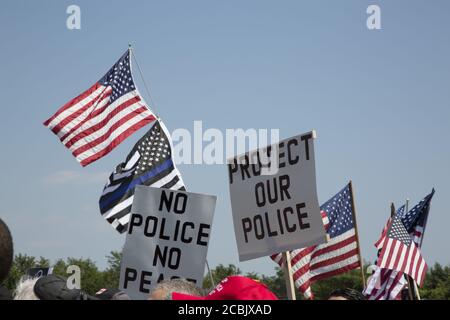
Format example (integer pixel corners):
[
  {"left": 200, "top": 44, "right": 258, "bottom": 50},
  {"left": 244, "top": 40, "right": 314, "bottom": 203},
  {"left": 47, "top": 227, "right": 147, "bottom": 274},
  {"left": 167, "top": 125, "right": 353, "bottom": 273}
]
[{"left": 0, "top": 0, "right": 449, "bottom": 277}]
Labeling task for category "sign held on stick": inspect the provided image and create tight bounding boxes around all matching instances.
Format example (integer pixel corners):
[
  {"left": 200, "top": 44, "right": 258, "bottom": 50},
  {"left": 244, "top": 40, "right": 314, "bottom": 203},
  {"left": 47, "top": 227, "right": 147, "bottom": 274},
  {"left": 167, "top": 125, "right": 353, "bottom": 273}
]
[
  {"left": 228, "top": 131, "right": 327, "bottom": 261},
  {"left": 119, "top": 186, "right": 217, "bottom": 300}
]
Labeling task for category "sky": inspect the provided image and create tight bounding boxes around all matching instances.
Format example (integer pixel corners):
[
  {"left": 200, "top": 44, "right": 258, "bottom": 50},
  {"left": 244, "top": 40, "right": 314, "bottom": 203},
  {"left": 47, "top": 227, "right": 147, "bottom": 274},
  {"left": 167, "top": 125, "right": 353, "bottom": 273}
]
[{"left": 0, "top": 0, "right": 449, "bottom": 278}]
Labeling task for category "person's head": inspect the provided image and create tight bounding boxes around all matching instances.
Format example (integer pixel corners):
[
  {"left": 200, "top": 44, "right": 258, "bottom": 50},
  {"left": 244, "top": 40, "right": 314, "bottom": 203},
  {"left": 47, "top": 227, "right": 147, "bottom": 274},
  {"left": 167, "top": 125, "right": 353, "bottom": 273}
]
[
  {"left": 148, "top": 279, "right": 202, "bottom": 300},
  {"left": 0, "top": 218, "right": 13, "bottom": 283},
  {"left": 328, "top": 288, "right": 367, "bottom": 300},
  {"left": 13, "top": 277, "right": 39, "bottom": 300},
  {"left": 34, "top": 275, "right": 96, "bottom": 300}
]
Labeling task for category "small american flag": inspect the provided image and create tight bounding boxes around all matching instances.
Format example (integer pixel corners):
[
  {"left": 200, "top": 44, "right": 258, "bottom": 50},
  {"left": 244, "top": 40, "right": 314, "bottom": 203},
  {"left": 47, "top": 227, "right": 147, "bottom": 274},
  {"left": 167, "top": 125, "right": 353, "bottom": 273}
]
[
  {"left": 377, "top": 216, "right": 427, "bottom": 287},
  {"left": 44, "top": 49, "right": 156, "bottom": 166},
  {"left": 374, "top": 205, "right": 405, "bottom": 250},
  {"left": 271, "top": 183, "right": 361, "bottom": 299},
  {"left": 99, "top": 120, "right": 185, "bottom": 233},
  {"left": 365, "top": 190, "right": 434, "bottom": 300},
  {"left": 398, "top": 189, "right": 434, "bottom": 246}
]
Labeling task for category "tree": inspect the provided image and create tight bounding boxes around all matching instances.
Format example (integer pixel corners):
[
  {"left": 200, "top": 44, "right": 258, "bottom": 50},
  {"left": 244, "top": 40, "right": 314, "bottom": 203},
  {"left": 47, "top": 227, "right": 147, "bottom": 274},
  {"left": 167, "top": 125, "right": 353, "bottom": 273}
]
[
  {"left": 310, "top": 268, "right": 364, "bottom": 300},
  {"left": 261, "top": 267, "right": 287, "bottom": 299},
  {"left": 101, "top": 251, "right": 122, "bottom": 289},
  {"left": 3, "top": 253, "right": 449, "bottom": 300},
  {"left": 3, "top": 254, "right": 50, "bottom": 290},
  {"left": 420, "top": 263, "right": 450, "bottom": 300},
  {"left": 201, "top": 264, "right": 366, "bottom": 300},
  {"left": 202, "top": 264, "right": 242, "bottom": 289},
  {"left": 3, "top": 252, "right": 121, "bottom": 295}
]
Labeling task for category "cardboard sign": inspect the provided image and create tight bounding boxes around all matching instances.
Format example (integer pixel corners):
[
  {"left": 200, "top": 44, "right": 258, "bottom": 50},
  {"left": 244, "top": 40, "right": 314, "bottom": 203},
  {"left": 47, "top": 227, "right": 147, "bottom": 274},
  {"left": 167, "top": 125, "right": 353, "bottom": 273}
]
[
  {"left": 119, "top": 186, "right": 217, "bottom": 300},
  {"left": 228, "top": 131, "right": 327, "bottom": 261}
]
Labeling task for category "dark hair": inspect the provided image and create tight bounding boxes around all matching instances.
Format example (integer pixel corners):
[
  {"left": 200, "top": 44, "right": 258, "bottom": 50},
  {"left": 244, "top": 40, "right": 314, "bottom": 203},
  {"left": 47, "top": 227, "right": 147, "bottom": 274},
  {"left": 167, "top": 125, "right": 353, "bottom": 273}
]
[
  {"left": 329, "top": 288, "right": 367, "bottom": 300},
  {"left": 0, "top": 218, "right": 13, "bottom": 283}
]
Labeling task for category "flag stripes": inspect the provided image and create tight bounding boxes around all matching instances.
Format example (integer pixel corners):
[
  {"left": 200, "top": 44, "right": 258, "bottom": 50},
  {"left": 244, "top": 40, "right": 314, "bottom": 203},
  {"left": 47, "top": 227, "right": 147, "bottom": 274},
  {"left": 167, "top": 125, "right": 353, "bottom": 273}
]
[
  {"left": 377, "top": 216, "right": 427, "bottom": 287},
  {"left": 99, "top": 120, "right": 185, "bottom": 233},
  {"left": 271, "top": 183, "right": 361, "bottom": 299},
  {"left": 364, "top": 190, "right": 434, "bottom": 300},
  {"left": 44, "top": 50, "right": 156, "bottom": 166}
]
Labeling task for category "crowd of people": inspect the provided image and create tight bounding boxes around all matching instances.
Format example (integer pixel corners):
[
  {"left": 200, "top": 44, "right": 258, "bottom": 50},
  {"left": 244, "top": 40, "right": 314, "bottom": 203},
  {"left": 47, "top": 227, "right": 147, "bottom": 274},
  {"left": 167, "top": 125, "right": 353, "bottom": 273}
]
[{"left": 0, "top": 218, "right": 366, "bottom": 301}]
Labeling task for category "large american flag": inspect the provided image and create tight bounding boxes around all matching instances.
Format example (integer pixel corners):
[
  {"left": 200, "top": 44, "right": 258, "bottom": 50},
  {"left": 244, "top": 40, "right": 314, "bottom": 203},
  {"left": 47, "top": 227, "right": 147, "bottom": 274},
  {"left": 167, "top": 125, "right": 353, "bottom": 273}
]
[
  {"left": 99, "top": 120, "right": 185, "bottom": 233},
  {"left": 376, "top": 216, "right": 428, "bottom": 286},
  {"left": 44, "top": 49, "right": 156, "bottom": 166},
  {"left": 364, "top": 190, "right": 434, "bottom": 299},
  {"left": 271, "top": 183, "right": 361, "bottom": 299}
]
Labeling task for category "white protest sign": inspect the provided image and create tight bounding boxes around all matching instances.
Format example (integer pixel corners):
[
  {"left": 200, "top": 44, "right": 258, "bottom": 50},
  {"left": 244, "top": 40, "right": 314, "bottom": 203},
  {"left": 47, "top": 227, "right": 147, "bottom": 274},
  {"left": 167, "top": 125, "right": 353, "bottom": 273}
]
[
  {"left": 119, "top": 186, "right": 217, "bottom": 300},
  {"left": 228, "top": 131, "right": 327, "bottom": 261}
]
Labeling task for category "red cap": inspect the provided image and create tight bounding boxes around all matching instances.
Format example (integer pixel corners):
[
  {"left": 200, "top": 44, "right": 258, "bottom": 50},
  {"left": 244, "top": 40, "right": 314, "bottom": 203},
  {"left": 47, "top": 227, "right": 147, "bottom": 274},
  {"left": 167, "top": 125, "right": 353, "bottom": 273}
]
[{"left": 172, "top": 276, "right": 278, "bottom": 300}]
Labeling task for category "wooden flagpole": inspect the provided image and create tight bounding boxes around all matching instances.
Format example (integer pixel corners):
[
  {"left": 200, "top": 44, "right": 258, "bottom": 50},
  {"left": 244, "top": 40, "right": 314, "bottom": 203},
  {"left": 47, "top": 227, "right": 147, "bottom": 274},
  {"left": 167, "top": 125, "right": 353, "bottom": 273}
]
[
  {"left": 348, "top": 180, "right": 366, "bottom": 289},
  {"left": 282, "top": 251, "right": 297, "bottom": 300},
  {"left": 205, "top": 259, "right": 216, "bottom": 289}
]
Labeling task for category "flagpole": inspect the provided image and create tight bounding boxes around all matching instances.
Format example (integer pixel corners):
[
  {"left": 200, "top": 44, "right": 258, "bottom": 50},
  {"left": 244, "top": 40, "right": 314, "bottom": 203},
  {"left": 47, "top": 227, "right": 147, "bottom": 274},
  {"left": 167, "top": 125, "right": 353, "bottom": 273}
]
[
  {"left": 404, "top": 198, "right": 422, "bottom": 300},
  {"left": 418, "top": 189, "right": 434, "bottom": 249},
  {"left": 390, "top": 202, "right": 396, "bottom": 217},
  {"left": 392, "top": 201, "right": 414, "bottom": 300},
  {"left": 401, "top": 199, "right": 419, "bottom": 300},
  {"left": 128, "top": 44, "right": 158, "bottom": 116},
  {"left": 282, "top": 252, "right": 297, "bottom": 300},
  {"left": 205, "top": 259, "right": 216, "bottom": 289},
  {"left": 413, "top": 188, "right": 434, "bottom": 300},
  {"left": 412, "top": 278, "right": 421, "bottom": 300},
  {"left": 348, "top": 180, "right": 366, "bottom": 289},
  {"left": 389, "top": 203, "right": 413, "bottom": 300},
  {"left": 412, "top": 190, "right": 435, "bottom": 301}
]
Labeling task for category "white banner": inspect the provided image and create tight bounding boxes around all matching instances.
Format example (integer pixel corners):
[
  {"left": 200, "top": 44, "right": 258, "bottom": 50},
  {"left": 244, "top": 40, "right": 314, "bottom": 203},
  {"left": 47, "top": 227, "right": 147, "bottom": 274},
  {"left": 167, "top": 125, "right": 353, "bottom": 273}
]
[
  {"left": 228, "top": 131, "right": 327, "bottom": 261},
  {"left": 119, "top": 186, "right": 217, "bottom": 300}
]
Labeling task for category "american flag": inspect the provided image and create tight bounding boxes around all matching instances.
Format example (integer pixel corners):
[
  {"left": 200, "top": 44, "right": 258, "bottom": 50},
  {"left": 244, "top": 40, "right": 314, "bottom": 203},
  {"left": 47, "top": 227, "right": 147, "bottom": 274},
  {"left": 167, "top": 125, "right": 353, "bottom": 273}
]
[
  {"left": 271, "top": 183, "right": 361, "bottom": 299},
  {"left": 374, "top": 205, "right": 404, "bottom": 250},
  {"left": 364, "top": 190, "right": 434, "bottom": 299},
  {"left": 365, "top": 204, "right": 407, "bottom": 300},
  {"left": 376, "top": 216, "right": 427, "bottom": 286},
  {"left": 99, "top": 120, "right": 185, "bottom": 233},
  {"left": 398, "top": 189, "right": 434, "bottom": 246},
  {"left": 43, "top": 49, "right": 156, "bottom": 167},
  {"left": 364, "top": 267, "right": 407, "bottom": 300}
]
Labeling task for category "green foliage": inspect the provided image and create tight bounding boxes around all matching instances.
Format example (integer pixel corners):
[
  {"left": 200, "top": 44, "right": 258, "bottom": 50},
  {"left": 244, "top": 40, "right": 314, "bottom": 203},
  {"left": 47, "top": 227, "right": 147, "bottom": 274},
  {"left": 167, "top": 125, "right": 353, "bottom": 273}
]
[
  {"left": 102, "top": 251, "right": 122, "bottom": 289},
  {"left": 202, "top": 264, "right": 242, "bottom": 289},
  {"left": 3, "top": 251, "right": 122, "bottom": 295},
  {"left": 420, "top": 263, "right": 450, "bottom": 300},
  {"left": 3, "top": 253, "right": 449, "bottom": 300},
  {"left": 200, "top": 261, "right": 450, "bottom": 300},
  {"left": 3, "top": 254, "right": 50, "bottom": 290},
  {"left": 310, "top": 268, "right": 365, "bottom": 300},
  {"left": 261, "top": 267, "right": 288, "bottom": 300}
]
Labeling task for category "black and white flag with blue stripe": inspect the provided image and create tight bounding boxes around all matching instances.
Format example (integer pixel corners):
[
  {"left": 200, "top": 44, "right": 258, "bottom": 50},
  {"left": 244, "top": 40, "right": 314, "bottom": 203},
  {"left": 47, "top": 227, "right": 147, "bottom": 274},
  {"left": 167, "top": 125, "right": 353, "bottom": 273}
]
[{"left": 99, "top": 119, "right": 185, "bottom": 233}]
